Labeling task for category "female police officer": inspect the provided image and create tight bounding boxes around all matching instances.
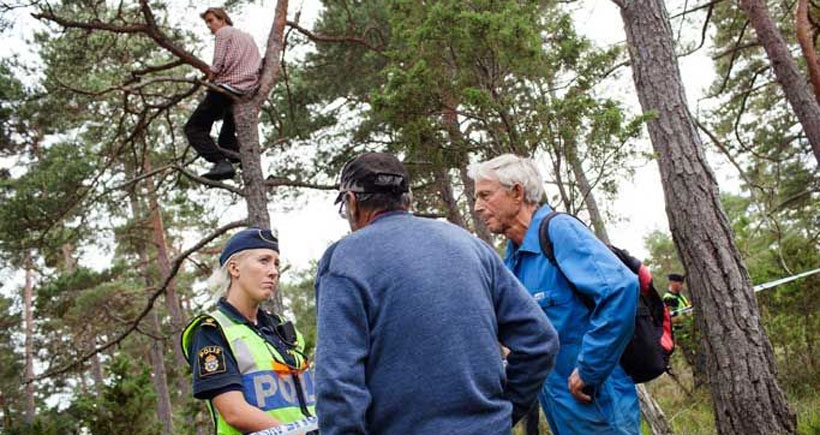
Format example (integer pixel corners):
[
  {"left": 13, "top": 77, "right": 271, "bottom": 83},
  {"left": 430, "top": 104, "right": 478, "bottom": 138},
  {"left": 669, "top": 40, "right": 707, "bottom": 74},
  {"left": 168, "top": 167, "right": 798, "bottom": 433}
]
[{"left": 181, "top": 227, "right": 316, "bottom": 434}]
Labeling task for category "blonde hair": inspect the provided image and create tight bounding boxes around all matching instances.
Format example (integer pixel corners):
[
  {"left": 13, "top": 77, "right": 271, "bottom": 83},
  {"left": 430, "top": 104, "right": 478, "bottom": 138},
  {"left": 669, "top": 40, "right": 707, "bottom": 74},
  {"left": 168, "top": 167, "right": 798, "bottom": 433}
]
[
  {"left": 467, "top": 154, "right": 545, "bottom": 205},
  {"left": 200, "top": 7, "right": 233, "bottom": 26},
  {"left": 208, "top": 250, "right": 251, "bottom": 299}
]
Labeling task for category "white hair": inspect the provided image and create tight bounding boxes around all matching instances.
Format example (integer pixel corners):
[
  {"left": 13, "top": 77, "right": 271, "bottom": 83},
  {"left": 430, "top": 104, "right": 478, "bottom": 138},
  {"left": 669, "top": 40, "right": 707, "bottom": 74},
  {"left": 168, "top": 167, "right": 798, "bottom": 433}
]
[
  {"left": 208, "top": 250, "right": 252, "bottom": 300},
  {"left": 467, "top": 154, "right": 545, "bottom": 204}
]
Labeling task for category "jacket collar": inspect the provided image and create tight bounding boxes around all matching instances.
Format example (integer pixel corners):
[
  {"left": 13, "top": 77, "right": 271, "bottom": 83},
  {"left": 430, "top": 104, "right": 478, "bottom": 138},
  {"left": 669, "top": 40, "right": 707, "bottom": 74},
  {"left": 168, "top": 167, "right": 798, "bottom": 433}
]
[
  {"left": 218, "top": 297, "right": 273, "bottom": 327},
  {"left": 505, "top": 204, "right": 553, "bottom": 257}
]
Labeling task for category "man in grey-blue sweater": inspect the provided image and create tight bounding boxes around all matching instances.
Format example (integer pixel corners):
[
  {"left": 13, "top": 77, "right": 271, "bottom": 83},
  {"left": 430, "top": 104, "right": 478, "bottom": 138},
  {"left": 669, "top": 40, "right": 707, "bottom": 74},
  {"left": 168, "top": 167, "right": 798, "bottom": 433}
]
[{"left": 314, "top": 152, "right": 559, "bottom": 435}]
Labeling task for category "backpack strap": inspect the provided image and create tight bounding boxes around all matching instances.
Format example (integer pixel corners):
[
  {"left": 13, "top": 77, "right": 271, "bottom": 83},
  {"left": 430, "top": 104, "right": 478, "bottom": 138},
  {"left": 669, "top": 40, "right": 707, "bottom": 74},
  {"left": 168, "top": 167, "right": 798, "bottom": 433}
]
[
  {"left": 538, "top": 211, "right": 594, "bottom": 309},
  {"left": 537, "top": 211, "right": 562, "bottom": 267},
  {"left": 538, "top": 211, "right": 589, "bottom": 267}
]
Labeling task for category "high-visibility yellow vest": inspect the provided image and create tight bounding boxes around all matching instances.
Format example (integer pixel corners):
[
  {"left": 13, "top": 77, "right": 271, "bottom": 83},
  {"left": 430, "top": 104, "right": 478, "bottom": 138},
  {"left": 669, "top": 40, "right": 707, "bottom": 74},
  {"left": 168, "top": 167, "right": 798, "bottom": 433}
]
[{"left": 181, "top": 309, "right": 316, "bottom": 435}]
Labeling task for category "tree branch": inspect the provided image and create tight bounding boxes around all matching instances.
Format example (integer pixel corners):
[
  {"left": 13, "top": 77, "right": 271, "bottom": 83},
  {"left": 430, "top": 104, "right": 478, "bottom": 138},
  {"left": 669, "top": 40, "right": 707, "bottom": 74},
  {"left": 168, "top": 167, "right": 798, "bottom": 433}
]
[
  {"left": 265, "top": 175, "right": 338, "bottom": 190},
  {"left": 31, "top": 219, "right": 247, "bottom": 382},
  {"left": 285, "top": 20, "right": 386, "bottom": 54},
  {"left": 33, "top": 2, "right": 211, "bottom": 74}
]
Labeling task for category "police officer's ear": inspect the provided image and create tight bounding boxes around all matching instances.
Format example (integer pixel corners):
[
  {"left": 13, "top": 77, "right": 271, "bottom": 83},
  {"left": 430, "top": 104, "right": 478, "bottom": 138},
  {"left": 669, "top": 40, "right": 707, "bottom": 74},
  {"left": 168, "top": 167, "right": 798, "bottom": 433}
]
[{"left": 227, "top": 258, "right": 241, "bottom": 279}]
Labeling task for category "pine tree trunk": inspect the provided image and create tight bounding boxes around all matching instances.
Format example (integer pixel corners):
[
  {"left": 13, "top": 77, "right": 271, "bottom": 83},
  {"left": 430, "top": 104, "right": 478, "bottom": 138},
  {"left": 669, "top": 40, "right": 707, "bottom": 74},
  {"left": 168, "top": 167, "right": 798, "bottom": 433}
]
[
  {"left": 736, "top": 0, "right": 820, "bottom": 164},
  {"left": 433, "top": 165, "right": 466, "bottom": 227},
  {"left": 142, "top": 157, "right": 192, "bottom": 406},
  {"left": 795, "top": 0, "right": 820, "bottom": 104},
  {"left": 229, "top": 0, "right": 289, "bottom": 315},
  {"left": 618, "top": 0, "right": 796, "bottom": 432},
  {"left": 127, "top": 164, "right": 174, "bottom": 434},
  {"left": 565, "top": 136, "right": 610, "bottom": 242},
  {"left": 143, "top": 160, "right": 185, "bottom": 354},
  {"left": 441, "top": 97, "right": 493, "bottom": 242},
  {"left": 233, "top": 101, "right": 271, "bottom": 230},
  {"left": 23, "top": 251, "right": 35, "bottom": 425},
  {"left": 460, "top": 166, "right": 493, "bottom": 243},
  {"left": 62, "top": 243, "right": 104, "bottom": 397}
]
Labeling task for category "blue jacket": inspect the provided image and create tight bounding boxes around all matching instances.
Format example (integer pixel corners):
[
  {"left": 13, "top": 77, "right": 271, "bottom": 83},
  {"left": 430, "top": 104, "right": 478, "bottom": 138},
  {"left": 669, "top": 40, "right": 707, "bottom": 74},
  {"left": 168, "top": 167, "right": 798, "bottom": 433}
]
[
  {"left": 505, "top": 205, "right": 640, "bottom": 435},
  {"left": 315, "top": 211, "right": 559, "bottom": 435}
]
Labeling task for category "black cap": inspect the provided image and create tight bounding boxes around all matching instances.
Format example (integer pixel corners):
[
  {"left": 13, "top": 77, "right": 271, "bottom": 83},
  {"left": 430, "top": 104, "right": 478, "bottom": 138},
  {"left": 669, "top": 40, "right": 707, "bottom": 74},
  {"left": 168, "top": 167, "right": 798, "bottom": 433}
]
[
  {"left": 334, "top": 152, "right": 410, "bottom": 204},
  {"left": 219, "top": 227, "right": 279, "bottom": 266},
  {"left": 668, "top": 273, "right": 685, "bottom": 282}
]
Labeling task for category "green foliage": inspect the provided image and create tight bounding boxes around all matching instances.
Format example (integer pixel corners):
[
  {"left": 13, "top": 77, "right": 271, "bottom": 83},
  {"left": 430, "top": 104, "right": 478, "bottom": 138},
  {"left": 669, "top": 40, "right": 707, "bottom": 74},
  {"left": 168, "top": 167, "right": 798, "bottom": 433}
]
[
  {"left": 294, "top": 0, "right": 645, "bottom": 226},
  {"left": 0, "top": 141, "right": 96, "bottom": 265},
  {"left": 0, "top": 60, "right": 24, "bottom": 156},
  {"left": 68, "top": 355, "right": 162, "bottom": 435},
  {"left": 643, "top": 230, "right": 684, "bottom": 290},
  {"left": 280, "top": 267, "right": 318, "bottom": 356}
]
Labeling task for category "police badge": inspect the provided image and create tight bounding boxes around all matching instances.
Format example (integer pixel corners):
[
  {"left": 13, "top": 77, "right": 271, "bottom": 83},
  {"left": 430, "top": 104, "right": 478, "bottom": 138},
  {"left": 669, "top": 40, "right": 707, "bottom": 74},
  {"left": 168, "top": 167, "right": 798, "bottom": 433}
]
[{"left": 198, "top": 345, "right": 227, "bottom": 376}]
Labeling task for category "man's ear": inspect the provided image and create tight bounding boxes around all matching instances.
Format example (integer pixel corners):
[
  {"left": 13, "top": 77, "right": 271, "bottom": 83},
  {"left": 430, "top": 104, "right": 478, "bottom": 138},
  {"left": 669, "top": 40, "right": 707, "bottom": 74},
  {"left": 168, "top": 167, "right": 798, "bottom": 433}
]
[
  {"left": 511, "top": 183, "right": 526, "bottom": 202},
  {"left": 347, "top": 192, "right": 359, "bottom": 220}
]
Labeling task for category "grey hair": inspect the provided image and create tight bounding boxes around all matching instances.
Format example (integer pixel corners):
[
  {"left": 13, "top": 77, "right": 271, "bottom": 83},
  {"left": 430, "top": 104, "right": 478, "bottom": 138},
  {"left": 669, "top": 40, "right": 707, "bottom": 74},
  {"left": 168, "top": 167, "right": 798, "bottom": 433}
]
[
  {"left": 467, "top": 154, "right": 545, "bottom": 204},
  {"left": 208, "top": 250, "right": 251, "bottom": 299}
]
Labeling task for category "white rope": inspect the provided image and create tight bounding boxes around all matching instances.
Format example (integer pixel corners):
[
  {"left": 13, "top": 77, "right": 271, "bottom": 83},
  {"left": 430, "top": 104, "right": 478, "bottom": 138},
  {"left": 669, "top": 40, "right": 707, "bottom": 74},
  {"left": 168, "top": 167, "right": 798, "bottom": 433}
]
[{"left": 671, "top": 267, "right": 820, "bottom": 316}]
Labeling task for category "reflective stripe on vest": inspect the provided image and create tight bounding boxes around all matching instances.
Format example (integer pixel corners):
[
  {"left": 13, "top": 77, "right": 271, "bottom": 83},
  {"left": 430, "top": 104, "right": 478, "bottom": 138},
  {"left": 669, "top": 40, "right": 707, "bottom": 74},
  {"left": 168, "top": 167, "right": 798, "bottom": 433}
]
[{"left": 182, "top": 310, "right": 316, "bottom": 435}]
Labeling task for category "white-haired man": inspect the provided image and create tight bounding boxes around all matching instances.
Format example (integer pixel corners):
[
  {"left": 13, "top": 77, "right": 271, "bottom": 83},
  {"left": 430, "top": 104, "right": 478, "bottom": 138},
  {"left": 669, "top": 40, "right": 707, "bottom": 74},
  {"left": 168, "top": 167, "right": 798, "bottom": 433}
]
[{"left": 468, "top": 154, "right": 640, "bottom": 435}]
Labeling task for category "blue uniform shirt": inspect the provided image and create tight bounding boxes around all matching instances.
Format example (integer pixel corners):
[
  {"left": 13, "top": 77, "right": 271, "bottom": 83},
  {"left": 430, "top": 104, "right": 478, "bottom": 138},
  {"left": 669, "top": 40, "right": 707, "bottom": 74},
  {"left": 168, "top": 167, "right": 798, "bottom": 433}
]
[
  {"left": 188, "top": 298, "right": 296, "bottom": 400},
  {"left": 505, "top": 205, "right": 640, "bottom": 435}
]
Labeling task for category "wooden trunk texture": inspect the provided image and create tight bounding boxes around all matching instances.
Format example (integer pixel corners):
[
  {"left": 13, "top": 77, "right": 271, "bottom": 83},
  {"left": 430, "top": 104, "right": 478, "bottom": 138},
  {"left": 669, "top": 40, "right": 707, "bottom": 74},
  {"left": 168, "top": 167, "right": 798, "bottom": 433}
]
[{"left": 619, "top": 0, "right": 796, "bottom": 433}]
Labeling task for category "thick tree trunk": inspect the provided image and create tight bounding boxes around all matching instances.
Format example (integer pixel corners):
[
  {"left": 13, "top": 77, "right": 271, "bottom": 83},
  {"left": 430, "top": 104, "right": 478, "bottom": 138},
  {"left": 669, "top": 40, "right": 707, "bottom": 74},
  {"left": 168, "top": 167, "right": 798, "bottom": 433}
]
[
  {"left": 232, "top": 0, "right": 289, "bottom": 314},
  {"left": 618, "top": 0, "right": 796, "bottom": 433},
  {"left": 234, "top": 101, "right": 271, "bottom": 229},
  {"left": 737, "top": 0, "right": 820, "bottom": 163},
  {"left": 23, "top": 251, "right": 35, "bottom": 425}
]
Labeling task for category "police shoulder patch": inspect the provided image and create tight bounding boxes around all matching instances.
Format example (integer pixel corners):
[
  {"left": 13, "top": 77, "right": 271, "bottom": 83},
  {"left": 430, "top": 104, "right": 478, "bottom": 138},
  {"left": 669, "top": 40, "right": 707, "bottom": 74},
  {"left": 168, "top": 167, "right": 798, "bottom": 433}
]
[{"left": 198, "top": 345, "right": 227, "bottom": 377}]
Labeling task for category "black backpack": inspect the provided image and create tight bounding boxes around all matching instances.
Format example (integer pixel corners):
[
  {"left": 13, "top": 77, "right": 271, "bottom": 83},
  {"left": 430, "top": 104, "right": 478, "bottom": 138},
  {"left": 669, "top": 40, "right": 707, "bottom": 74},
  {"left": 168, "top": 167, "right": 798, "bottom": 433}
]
[{"left": 538, "top": 211, "right": 674, "bottom": 384}]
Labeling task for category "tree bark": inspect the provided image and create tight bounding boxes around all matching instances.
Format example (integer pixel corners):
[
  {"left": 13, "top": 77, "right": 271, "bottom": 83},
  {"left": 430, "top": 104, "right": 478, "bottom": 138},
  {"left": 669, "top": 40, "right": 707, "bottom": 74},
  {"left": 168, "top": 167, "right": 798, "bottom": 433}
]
[
  {"left": 795, "top": 0, "right": 820, "bottom": 104},
  {"left": 737, "top": 0, "right": 820, "bottom": 164},
  {"left": 618, "top": 0, "right": 797, "bottom": 433},
  {"left": 231, "top": 0, "right": 289, "bottom": 314},
  {"left": 441, "top": 95, "right": 493, "bottom": 243},
  {"left": 433, "top": 165, "right": 466, "bottom": 227},
  {"left": 459, "top": 166, "right": 494, "bottom": 243},
  {"left": 127, "top": 163, "right": 174, "bottom": 434},
  {"left": 62, "top": 243, "right": 104, "bottom": 397},
  {"left": 564, "top": 136, "right": 610, "bottom": 242},
  {"left": 23, "top": 251, "right": 35, "bottom": 425},
  {"left": 637, "top": 384, "right": 673, "bottom": 435}
]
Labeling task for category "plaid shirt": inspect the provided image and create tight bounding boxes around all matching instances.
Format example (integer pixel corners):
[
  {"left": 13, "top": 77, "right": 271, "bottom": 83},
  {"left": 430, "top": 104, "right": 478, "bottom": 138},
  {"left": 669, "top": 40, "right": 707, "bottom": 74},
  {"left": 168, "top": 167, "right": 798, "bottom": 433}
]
[{"left": 211, "top": 26, "right": 261, "bottom": 91}]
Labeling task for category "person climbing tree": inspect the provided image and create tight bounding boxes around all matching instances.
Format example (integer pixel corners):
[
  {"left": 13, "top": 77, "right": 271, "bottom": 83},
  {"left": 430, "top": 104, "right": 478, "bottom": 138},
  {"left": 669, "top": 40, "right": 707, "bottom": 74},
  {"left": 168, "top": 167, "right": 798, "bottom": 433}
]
[{"left": 185, "top": 7, "right": 261, "bottom": 181}]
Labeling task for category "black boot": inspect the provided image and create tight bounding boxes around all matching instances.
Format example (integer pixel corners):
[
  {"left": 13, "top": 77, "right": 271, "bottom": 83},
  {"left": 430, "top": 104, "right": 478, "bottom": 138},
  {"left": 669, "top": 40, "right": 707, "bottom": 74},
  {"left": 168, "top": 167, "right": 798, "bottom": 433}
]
[{"left": 201, "top": 159, "right": 235, "bottom": 181}]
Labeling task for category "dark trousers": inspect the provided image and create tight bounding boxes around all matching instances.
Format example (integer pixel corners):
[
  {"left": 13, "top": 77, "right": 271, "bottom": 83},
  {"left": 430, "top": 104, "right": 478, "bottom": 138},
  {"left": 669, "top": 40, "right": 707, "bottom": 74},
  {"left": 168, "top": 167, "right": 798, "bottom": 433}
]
[{"left": 184, "top": 91, "right": 239, "bottom": 163}]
